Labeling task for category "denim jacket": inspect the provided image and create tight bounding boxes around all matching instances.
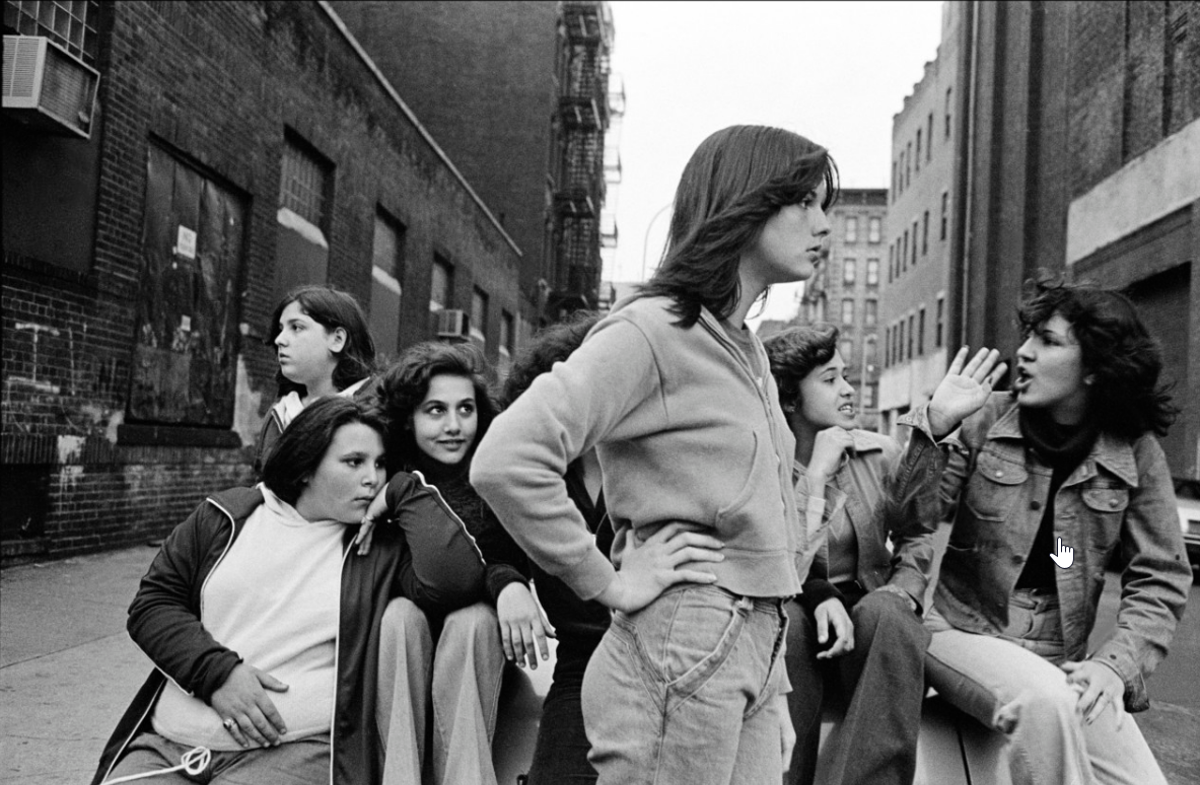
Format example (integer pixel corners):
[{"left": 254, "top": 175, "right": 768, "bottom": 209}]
[
  {"left": 914, "top": 393, "right": 1190, "bottom": 712},
  {"left": 795, "top": 419, "right": 945, "bottom": 614}
]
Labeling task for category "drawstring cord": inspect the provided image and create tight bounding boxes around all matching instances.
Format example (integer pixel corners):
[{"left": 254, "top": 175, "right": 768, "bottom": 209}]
[{"left": 101, "top": 745, "right": 211, "bottom": 783}]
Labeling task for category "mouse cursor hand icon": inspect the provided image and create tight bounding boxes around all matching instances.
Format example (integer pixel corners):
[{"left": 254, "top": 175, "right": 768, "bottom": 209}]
[{"left": 1049, "top": 537, "right": 1074, "bottom": 569}]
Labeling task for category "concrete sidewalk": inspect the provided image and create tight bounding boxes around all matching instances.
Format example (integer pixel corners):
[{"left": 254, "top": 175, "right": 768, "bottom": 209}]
[{"left": 1, "top": 546, "right": 156, "bottom": 784}]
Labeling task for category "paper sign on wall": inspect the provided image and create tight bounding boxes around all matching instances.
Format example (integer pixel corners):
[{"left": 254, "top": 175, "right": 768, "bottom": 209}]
[{"left": 175, "top": 226, "right": 197, "bottom": 259}]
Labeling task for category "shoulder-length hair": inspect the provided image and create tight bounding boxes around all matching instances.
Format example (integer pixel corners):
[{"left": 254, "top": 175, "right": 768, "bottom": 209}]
[
  {"left": 261, "top": 395, "right": 388, "bottom": 507},
  {"left": 500, "top": 311, "right": 601, "bottom": 407},
  {"left": 1017, "top": 277, "right": 1177, "bottom": 439},
  {"left": 762, "top": 323, "right": 840, "bottom": 410},
  {"left": 267, "top": 284, "right": 376, "bottom": 397},
  {"left": 638, "top": 125, "right": 839, "bottom": 328},
  {"left": 374, "top": 341, "right": 499, "bottom": 470}
]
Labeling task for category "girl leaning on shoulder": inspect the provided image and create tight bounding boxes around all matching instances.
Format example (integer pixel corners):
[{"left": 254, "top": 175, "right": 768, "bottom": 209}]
[{"left": 95, "top": 395, "right": 403, "bottom": 785}]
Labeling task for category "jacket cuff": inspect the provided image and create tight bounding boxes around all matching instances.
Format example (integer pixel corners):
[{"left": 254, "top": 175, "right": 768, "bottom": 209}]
[
  {"left": 886, "top": 569, "right": 928, "bottom": 613},
  {"left": 799, "top": 579, "right": 844, "bottom": 615},
  {"left": 1089, "top": 644, "right": 1148, "bottom": 712},
  {"left": 197, "top": 651, "right": 243, "bottom": 703},
  {"left": 485, "top": 565, "right": 529, "bottom": 606},
  {"left": 562, "top": 547, "right": 618, "bottom": 602}
]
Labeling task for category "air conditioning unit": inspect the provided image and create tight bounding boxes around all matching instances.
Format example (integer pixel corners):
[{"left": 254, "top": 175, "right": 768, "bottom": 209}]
[
  {"left": 3, "top": 35, "right": 100, "bottom": 139},
  {"left": 436, "top": 309, "right": 470, "bottom": 339}
]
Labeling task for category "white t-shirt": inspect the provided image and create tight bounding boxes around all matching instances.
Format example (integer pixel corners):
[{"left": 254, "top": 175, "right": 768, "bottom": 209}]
[{"left": 151, "top": 487, "right": 345, "bottom": 750}]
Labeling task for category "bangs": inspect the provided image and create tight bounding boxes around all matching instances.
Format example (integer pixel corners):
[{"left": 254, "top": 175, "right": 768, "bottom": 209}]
[{"left": 755, "top": 150, "right": 839, "bottom": 211}]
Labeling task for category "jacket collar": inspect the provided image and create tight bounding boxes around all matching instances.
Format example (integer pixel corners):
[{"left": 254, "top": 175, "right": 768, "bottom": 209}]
[{"left": 986, "top": 403, "right": 1139, "bottom": 487}]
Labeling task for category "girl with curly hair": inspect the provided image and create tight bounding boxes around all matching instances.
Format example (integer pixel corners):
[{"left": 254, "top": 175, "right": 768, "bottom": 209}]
[
  {"left": 913, "top": 279, "right": 1190, "bottom": 785},
  {"left": 472, "top": 125, "right": 838, "bottom": 784},
  {"left": 764, "top": 323, "right": 1005, "bottom": 785},
  {"left": 365, "top": 341, "right": 537, "bottom": 785}
]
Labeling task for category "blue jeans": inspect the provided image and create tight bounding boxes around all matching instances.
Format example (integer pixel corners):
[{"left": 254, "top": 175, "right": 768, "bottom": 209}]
[
  {"left": 580, "top": 585, "right": 789, "bottom": 785},
  {"left": 926, "top": 589, "right": 1167, "bottom": 785}
]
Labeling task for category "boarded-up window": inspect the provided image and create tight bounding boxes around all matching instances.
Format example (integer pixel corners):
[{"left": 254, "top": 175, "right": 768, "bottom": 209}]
[
  {"left": 369, "top": 210, "right": 405, "bottom": 358},
  {"left": 129, "top": 144, "right": 246, "bottom": 426}
]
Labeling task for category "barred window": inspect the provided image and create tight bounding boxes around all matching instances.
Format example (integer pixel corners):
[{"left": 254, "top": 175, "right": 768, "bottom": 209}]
[
  {"left": 4, "top": 0, "right": 100, "bottom": 64},
  {"left": 280, "top": 136, "right": 331, "bottom": 230}
]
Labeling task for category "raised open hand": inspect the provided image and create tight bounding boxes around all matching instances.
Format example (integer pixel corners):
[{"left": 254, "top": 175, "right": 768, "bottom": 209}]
[{"left": 928, "top": 346, "right": 1008, "bottom": 438}]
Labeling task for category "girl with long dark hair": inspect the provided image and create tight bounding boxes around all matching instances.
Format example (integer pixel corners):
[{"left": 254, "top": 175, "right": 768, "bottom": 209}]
[
  {"left": 256, "top": 285, "right": 376, "bottom": 470},
  {"left": 472, "top": 125, "right": 839, "bottom": 784}
]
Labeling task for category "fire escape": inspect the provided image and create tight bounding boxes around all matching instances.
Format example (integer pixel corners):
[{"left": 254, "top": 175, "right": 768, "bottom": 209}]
[{"left": 547, "top": 0, "right": 615, "bottom": 322}]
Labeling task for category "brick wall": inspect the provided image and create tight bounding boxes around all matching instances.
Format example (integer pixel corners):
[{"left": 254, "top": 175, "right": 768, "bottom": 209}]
[
  {"left": 330, "top": 0, "right": 558, "bottom": 316},
  {"left": 2, "top": 0, "right": 523, "bottom": 560}
]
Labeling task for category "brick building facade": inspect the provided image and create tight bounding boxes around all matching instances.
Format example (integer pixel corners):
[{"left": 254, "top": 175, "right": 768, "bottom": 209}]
[
  {"left": 329, "top": 1, "right": 619, "bottom": 336},
  {"left": 950, "top": 0, "right": 1200, "bottom": 478},
  {"left": 878, "top": 3, "right": 961, "bottom": 439},
  {"left": 2, "top": 0, "right": 523, "bottom": 559}
]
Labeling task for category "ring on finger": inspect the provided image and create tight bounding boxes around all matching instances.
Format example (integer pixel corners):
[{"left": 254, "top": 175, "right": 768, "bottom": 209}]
[{"left": 222, "top": 718, "right": 237, "bottom": 731}]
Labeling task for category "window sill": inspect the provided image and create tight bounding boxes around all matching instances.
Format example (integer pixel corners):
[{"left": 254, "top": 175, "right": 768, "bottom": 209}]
[{"left": 117, "top": 424, "right": 243, "bottom": 448}]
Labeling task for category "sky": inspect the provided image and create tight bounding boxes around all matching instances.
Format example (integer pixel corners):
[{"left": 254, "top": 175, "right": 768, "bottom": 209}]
[{"left": 603, "top": 1, "right": 947, "bottom": 327}]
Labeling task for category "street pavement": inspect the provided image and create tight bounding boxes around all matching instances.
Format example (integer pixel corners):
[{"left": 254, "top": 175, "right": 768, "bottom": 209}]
[{"left": 2, "top": 543, "right": 1198, "bottom": 784}]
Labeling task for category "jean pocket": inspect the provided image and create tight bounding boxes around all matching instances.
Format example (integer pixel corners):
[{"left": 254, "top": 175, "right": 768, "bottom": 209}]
[{"left": 625, "top": 587, "right": 747, "bottom": 698}]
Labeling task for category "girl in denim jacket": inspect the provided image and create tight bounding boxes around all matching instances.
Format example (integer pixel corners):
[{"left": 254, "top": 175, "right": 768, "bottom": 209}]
[{"left": 912, "top": 280, "right": 1190, "bottom": 785}]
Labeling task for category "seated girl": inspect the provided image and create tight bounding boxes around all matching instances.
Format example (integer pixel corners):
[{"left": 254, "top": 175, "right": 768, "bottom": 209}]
[
  {"left": 94, "top": 395, "right": 417, "bottom": 785},
  {"left": 368, "top": 341, "right": 544, "bottom": 785},
  {"left": 764, "top": 324, "right": 1005, "bottom": 785},
  {"left": 914, "top": 280, "right": 1191, "bottom": 785}
]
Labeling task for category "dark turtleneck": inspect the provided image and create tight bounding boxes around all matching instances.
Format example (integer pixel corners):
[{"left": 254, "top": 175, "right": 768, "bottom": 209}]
[
  {"left": 1016, "top": 406, "right": 1099, "bottom": 589},
  {"left": 410, "top": 450, "right": 530, "bottom": 604}
]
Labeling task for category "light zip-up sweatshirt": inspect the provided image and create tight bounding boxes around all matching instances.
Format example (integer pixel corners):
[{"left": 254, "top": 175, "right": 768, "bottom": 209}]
[{"left": 472, "top": 295, "right": 805, "bottom": 601}]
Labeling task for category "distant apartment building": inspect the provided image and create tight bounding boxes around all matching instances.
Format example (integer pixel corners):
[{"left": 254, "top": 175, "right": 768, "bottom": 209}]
[
  {"left": 949, "top": 0, "right": 1199, "bottom": 478},
  {"left": 329, "top": 0, "right": 622, "bottom": 346},
  {"left": 800, "top": 189, "right": 887, "bottom": 432},
  {"left": 878, "top": 3, "right": 962, "bottom": 439}
]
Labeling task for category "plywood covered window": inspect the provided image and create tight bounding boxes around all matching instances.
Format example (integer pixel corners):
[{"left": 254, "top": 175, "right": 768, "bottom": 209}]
[{"left": 130, "top": 143, "right": 246, "bottom": 426}]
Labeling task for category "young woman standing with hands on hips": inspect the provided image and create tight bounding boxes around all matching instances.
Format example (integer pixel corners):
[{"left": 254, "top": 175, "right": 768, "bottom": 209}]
[{"left": 472, "top": 125, "right": 838, "bottom": 785}]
